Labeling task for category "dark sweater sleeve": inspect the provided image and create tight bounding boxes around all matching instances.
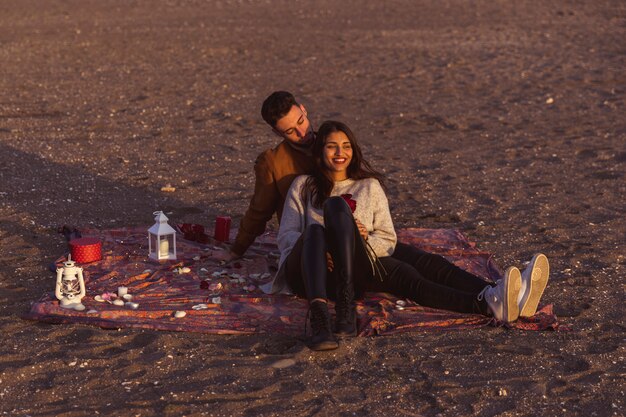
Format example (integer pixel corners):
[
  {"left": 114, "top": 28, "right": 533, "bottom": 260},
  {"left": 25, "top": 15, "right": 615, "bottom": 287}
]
[{"left": 231, "top": 152, "right": 278, "bottom": 256}]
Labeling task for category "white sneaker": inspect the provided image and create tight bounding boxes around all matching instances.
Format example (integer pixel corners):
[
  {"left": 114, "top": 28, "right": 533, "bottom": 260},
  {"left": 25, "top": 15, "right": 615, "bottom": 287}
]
[
  {"left": 518, "top": 253, "right": 550, "bottom": 317},
  {"left": 478, "top": 266, "right": 522, "bottom": 323}
]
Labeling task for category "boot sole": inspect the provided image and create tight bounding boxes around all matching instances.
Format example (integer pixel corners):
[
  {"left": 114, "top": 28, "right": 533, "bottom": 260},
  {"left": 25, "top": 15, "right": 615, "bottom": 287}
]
[
  {"left": 309, "top": 340, "right": 339, "bottom": 351},
  {"left": 334, "top": 329, "right": 357, "bottom": 337},
  {"left": 503, "top": 267, "right": 521, "bottom": 322},
  {"left": 519, "top": 254, "right": 549, "bottom": 317}
]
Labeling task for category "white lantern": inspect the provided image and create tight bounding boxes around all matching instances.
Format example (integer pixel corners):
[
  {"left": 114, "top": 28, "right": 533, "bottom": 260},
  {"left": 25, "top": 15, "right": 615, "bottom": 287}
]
[
  {"left": 55, "top": 254, "right": 86, "bottom": 311},
  {"left": 148, "top": 211, "right": 177, "bottom": 260}
]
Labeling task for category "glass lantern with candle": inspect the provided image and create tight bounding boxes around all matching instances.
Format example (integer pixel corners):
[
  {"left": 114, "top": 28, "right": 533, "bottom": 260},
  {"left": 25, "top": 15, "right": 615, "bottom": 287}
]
[{"left": 148, "top": 211, "right": 177, "bottom": 261}]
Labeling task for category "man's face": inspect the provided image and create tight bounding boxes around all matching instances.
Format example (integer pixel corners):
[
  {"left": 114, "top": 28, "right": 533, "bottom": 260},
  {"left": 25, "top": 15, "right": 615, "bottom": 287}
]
[{"left": 273, "top": 104, "right": 314, "bottom": 145}]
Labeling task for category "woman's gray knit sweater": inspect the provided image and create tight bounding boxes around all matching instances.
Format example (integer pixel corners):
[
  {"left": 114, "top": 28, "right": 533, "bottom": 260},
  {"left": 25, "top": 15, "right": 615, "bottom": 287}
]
[{"left": 260, "top": 175, "right": 397, "bottom": 294}]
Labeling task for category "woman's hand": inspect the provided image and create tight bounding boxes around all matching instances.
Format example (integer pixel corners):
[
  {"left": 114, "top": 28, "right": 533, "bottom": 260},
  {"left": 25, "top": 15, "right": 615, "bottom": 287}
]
[
  {"left": 326, "top": 252, "right": 334, "bottom": 272},
  {"left": 355, "top": 219, "right": 368, "bottom": 240}
]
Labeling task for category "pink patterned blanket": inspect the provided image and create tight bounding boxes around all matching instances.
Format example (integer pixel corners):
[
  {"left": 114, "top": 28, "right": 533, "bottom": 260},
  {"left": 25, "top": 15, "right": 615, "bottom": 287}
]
[{"left": 24, "top": 227, "right": 559, "bottom": 335}]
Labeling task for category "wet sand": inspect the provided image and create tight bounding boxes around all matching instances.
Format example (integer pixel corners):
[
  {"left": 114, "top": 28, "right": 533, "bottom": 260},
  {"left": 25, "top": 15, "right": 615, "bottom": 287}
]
[{"left": 0, "top": 1, "right": 624, "bottom": 416}]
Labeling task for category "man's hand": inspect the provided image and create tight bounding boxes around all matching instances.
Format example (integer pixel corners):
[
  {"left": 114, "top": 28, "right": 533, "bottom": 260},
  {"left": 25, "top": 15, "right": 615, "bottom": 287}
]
[
  {"left": 355, "top": 219, "right": 368, "bottom": 241},
  {"left": 326, "top": 252, "right": 334, "bottom": 272},
  {"left": 212, "top": 249, "right": 239, "bottom": 263}
]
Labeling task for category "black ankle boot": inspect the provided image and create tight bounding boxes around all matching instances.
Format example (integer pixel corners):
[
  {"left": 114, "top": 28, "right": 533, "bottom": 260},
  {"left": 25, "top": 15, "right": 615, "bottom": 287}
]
[
  {"left": 308, "top": 300, "right": 339, "bottom": 351},
  {"left": 334, "top": 268, "right": 357, "bottom": 337}
]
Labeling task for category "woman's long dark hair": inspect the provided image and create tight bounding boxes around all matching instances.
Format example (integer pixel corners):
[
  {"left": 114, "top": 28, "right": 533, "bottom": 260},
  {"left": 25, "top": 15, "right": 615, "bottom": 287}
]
[{"left": 302, "top": 120, "right": 385, "bottom": 209}]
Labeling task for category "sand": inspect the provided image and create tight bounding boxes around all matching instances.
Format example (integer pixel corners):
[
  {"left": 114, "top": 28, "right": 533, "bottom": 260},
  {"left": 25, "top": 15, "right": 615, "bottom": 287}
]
[{"left": 0, "top": 0, "right": 624, "bottom": 416}]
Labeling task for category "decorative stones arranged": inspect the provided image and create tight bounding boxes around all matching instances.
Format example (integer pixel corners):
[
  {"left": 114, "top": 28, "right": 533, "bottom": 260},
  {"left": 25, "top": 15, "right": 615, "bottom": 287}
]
[{"left": 93, "top": 291, "right": 139, "bottom": 310}]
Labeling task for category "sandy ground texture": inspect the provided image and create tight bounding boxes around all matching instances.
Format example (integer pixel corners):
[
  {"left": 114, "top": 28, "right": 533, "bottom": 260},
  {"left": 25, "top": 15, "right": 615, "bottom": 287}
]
[{"left": 1, "top": 0, "right": 625, "bottom": 416}]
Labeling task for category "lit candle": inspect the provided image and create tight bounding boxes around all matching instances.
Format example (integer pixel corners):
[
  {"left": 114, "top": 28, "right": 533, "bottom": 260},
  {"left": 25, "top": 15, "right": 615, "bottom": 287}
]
[
  {"left": 118, "top": 286, "right": 128, "bottom": 297},
  {"left": 159, "top": 238, "right": 169, "bottom": 258}
]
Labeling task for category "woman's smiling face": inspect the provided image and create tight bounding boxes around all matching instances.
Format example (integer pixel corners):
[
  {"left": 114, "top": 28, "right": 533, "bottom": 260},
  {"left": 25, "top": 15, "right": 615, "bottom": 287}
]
[{"left": 322, "top": 130, "right": 353, "bottom": 181}]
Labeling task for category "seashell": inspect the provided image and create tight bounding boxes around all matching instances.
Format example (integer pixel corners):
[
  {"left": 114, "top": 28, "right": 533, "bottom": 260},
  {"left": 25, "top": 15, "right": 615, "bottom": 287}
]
[
  {"left": 208, "top": 283, "right": 222, "bottom": 292},
  {"left": 238, "top": 277, "right": 246, "bottom": 283},
  {"left": 396, "top": 300, "right": 407, "bottom": 307},
  {"left": 86, "top": 309, "right": 98, "bottom": 314},
  {"left": 211, "top": 297, "right": 221, "bottom": 304},
  {"left": 125, "top": 302, "right": 139, "bottom": 310},
  {"left": 249, "top": 273, "right": 260, "bottom": 279},
  {"left": 231, "top": 273, "right": 242, "bottom": 279},
  {"left": 113, "top": 299, "right": 125, "bottom": 306},
  {"left": 174, "top": 310, "right": 186, "bottom": 318},
  {"left": 143, "top": 269, "right": 152, "bottom": 274},
  {"left": 396, "top": 305, "right": 405, "bottom": 311},
  {"left": 200, "top": 268, "right": 208, "bottom": 272},
  {"left": 192, "top": 303, "right": 209, "bottom": 310},
  {"left": 94, "top": 295, "right": 105, "bottom": 302},
  {"left": 122, "top": 294, "right": 133, "bottom": 301},
  {"left": 192, "top": 256, "right": 200, "bottom": 261},
  {"left": 181, "top": 267, "right": 191, "bottom": 273}
]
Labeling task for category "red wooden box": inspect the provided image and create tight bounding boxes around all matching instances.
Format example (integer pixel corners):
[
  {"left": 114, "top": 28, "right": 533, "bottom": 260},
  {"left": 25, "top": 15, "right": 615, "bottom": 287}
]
[{"left": 69, "top": 237, "right": 102, "bottom": 263}]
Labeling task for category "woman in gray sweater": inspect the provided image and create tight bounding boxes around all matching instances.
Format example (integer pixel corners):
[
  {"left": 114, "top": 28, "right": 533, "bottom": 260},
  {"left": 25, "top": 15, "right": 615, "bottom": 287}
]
[{"left": 266, "top": 120, "right": 549, "bottom": 351}]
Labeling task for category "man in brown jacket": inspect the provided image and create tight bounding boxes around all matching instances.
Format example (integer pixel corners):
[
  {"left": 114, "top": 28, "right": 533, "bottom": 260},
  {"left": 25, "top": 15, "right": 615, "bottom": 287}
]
[{"left": 218, "top": 91, "right": 316, "bottom": 260}]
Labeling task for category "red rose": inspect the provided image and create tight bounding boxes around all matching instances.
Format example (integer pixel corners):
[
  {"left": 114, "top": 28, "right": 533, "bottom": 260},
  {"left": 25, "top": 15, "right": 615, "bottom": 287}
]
[{"left": 341, "top": 194, "right": 357, "bottom": 213}]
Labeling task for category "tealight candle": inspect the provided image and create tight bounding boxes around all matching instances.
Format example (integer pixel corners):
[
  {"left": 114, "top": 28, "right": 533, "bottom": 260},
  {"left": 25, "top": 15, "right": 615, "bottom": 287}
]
[{"left": 118, "top": 286, "right": 128, "bottom": 297}]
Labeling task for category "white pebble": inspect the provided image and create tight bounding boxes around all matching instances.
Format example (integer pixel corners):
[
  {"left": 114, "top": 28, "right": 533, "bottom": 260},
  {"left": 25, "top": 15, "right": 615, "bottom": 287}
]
[
  {"left": 126, "top": 302, "right": 139, "bottom": 310},
  {"left": 211, "top": 297, "right": 221, "bottom": 304},
  {"left": 94, "top": 295, "right": 105, "bottom": 302},
  {"left": 112, "top": 299, "right": 125, "bottom": 306},
  {"left": 174, "top": 311, "right": 186, "bottom": 318},
  {"left": 122, "top": 294, "right": 133, "bottom": 301},
  {"left": 396, "top": 300, "right": 407, "bottom": 307}
]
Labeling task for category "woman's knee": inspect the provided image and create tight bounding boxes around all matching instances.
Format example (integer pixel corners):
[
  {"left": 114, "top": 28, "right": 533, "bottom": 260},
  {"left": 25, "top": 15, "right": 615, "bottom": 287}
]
[
  {"left": 323, "top": 196, "right": 352, "bottom": 218},
  {"left": 303, "top": 223, "right": 325, "bottom": 240}
]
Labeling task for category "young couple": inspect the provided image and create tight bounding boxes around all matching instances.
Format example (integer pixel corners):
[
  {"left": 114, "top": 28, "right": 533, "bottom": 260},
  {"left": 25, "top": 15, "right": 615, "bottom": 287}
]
[{"left": 218, "top": 91, "right": 550, "bottom": 351}]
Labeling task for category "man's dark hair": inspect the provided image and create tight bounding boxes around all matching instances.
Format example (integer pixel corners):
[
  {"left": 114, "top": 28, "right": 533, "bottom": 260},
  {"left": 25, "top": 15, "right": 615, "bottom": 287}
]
[{"left": 261, "top": 91, "right": 299, "bottom": 127}]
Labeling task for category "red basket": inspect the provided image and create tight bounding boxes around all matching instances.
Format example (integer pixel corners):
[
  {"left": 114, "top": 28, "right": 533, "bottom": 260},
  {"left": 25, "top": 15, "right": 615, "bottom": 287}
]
[{"left": 69, "top": 237, "right": 102, "bottom": 263}]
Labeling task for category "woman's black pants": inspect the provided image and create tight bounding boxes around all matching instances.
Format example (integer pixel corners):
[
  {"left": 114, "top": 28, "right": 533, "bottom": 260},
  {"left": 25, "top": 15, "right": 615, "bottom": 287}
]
[{"left": 283, "top": 197, "right": 491, "bottom": 315}]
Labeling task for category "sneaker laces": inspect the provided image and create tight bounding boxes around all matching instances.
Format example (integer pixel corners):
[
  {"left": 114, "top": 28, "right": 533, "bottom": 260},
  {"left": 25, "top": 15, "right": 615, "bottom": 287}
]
[{"left": 477, "top": 285, "right": 490, "bottom": 301}]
